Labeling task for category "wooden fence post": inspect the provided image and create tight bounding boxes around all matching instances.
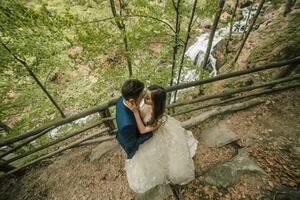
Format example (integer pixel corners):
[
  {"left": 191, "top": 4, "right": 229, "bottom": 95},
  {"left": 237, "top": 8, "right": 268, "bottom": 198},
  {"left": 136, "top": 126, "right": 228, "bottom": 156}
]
[
  {"left": 99, "top": 109, "right": 116, "bottom": 134},
  {"left": 0, "top": 159, "right": 15, "bottom": 173}
]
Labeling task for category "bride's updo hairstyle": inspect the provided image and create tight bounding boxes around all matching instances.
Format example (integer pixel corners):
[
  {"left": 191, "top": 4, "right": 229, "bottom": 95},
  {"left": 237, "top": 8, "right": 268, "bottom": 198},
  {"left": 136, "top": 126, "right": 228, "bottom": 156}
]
[{"left": 148, "top": 85, "right": 167, "bottom": 121}]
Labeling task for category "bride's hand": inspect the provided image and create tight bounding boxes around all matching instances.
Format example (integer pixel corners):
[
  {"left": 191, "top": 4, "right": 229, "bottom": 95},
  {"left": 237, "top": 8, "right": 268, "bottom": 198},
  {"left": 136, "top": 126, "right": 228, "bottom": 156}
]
[
  {"left": 153, "top": 121, "right": 162, "bottom": 130},
  {"left": 127, "top": 101, "right": 139, "bottom": 113}
]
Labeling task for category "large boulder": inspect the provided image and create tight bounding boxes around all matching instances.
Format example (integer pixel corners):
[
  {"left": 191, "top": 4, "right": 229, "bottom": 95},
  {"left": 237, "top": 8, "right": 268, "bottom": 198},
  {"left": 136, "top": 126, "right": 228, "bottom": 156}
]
[
  {"left": 137, "top": 184, "right": 173, "bottom": 200},
  {"left": 89, "top": 140, "right": 119, "bottom": 161},
  {"left": 200, "top": 148, "right": 266, "bottom": 188},
  {"left": 200, "top": 121, "right": 239, "bottom": 148}
]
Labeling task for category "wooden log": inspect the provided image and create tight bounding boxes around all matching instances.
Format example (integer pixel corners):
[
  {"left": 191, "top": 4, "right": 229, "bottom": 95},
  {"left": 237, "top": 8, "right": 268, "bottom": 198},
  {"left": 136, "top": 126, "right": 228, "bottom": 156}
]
[
  {"left": 0, "top": 128, "right": 109, "bottom": 179},
  {"left": 219, "top": 81, "right": 300, "bottom": 104},
  {"left": 233, "top": 0, "right": 265, "bottom": 63},
  {"left": 181, "top": 99, "right": 264, "bottom": 129},
  {"left": 173, "top": 82, "right": 300, "bottom": 116},
  {"left": 0, "top": 126, "right": 54, "bottom": 159},
  {"left": 166, "top": 56, "right": 300, "bottom": 93},
  {"left": 73, "top": 135, "right": 115, "bottom": 148},
  {"left": 1, "top": 57, "right": 299, "bottom": 148},
  {"left": 168, "top": 74, "right": 300, "bottom": 109},
  {"left": 0, "top": 117, "right": 114, "bottom": 166},
  {"left": 0, "top": 99, "right": 117, "bottom": 148},
  {"left": 267, "top": 63, "right": 299, "bottom": 88}
]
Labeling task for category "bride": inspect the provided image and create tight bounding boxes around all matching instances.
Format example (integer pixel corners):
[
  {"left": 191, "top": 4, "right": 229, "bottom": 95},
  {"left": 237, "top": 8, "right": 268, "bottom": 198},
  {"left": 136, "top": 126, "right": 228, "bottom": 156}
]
[{"left": 125, "top": 85, "right": 198, "bottom": 193}]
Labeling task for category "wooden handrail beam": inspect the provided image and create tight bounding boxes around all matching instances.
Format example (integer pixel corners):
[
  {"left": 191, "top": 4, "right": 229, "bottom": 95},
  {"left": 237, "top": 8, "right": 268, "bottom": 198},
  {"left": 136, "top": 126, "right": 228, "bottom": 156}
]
[
  {"left": 166, "top": 56, "right": 300, "bottom": 92},
  {"left": 0, "top": 128, "right": 109, "bottom": 179},
  {"left": 168, "top": 73, "right": 300, "bottom": 108},
  {"left": 1, "top": 57, "right": 299, "bottom": 148},
  {"left": 172, "top": 82, "right": 300, "bottom": 116},
  {"left": 0, "top": 117, "right": 114, "bottom": 166}
]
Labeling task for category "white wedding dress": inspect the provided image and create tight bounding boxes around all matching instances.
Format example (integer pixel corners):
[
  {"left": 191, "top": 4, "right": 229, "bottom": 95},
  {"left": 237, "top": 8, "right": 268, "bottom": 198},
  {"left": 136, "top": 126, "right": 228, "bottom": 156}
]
[{"left": 125, "top": 103, "right": 198, "bottom": 193}]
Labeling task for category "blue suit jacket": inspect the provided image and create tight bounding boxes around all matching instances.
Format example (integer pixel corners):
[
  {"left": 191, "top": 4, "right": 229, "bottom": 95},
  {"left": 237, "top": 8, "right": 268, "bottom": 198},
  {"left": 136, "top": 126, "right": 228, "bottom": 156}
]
[{"left": 115, "top": 96, "right": 153, "bottom": 159}]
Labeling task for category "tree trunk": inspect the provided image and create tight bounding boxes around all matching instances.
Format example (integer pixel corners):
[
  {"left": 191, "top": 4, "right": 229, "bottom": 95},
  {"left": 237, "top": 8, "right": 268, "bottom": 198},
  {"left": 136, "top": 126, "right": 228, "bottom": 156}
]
[
  {"left": 0, "top": 121, "right": 10, "bottom": 133},
  {"left": 0, "top": 41, "right": 66, "bottom": 118},
  {"left": 241, "top": 3, "right": 253, "bottom": 41},
  {"left": 173, "top": 0, "right": 198, "bottom": 102},
  {"left": 233, "top": 0, "right": 265, "bottom": 63},
  {"left": 168, "top": 0, "right": 181, "bottom": 104},
  {"left": 109, "top": 0, "right": 132, "bottom": 77},
  {"left": 225, "top": 0, "right": 239, "bottom": 54},
  {"left": 283, "top": 0, "right": 293, "bottom": 16},
  {"left": 202, "top": 0, "right": 225, "bottom": 70}
]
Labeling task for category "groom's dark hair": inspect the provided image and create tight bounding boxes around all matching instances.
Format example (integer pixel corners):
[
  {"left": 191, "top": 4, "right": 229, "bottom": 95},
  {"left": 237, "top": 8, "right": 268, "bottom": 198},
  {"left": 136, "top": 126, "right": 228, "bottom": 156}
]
[{"left": 122, "top": 79, "right": 144, "bottom": 100}]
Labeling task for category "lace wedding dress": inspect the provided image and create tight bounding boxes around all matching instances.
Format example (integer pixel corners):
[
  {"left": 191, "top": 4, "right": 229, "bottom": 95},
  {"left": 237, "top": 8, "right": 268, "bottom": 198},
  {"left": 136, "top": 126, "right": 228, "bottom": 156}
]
[{"left": 124, "top": 103, "right": 198, "bottom": 193}]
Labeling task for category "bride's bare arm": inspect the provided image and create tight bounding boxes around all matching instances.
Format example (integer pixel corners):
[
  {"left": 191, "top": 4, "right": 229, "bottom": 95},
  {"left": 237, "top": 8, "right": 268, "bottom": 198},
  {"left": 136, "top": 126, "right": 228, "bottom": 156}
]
[
  {"left": 127, "top": 102, "right": 161, "bottom": 134},
  {"left": 133, "top": 111, "right": 160, "bottom": 134}
]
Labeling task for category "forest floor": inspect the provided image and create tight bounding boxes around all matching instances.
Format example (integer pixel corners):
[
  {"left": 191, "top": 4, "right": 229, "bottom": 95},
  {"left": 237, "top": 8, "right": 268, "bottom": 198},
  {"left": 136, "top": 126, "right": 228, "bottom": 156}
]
[{"left": 0, "top": 87, "right": 299, "bottom": 200}]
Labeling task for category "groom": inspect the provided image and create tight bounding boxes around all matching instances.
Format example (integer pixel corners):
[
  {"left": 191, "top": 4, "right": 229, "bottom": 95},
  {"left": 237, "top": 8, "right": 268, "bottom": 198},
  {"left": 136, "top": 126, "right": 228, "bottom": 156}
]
[{"left": 115, "top": 79, "right": 153, "bottom": 159}]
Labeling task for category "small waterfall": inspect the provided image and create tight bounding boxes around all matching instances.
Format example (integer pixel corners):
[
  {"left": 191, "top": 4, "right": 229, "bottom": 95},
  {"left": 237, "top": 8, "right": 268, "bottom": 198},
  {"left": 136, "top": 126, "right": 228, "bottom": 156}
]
[
  {"left": 171, "top": 1, "right": 271, "bottom": 102},
  {"left": 183, "top": 2, "right": 271, "bottom": 81}
]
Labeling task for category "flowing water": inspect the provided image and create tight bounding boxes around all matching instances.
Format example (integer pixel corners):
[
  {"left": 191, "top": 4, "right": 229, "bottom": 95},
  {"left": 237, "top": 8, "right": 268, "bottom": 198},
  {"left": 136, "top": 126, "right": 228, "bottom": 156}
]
[
  {"left": 184, "top": 1, "right": 271, "bottom": 81},
  {"left": 171, "top": 1, "right": 271, "bottom": 102}
]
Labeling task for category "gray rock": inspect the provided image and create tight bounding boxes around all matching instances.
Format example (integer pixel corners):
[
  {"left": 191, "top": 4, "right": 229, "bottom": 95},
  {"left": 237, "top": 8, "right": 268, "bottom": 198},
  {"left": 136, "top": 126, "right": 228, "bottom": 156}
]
[
  {"left": 89, "top": 140, "right": 118, "bottom": 161},
  {"left": 273, "top": 189, "right": 300, "bottom": 200},
  {"left": 200, "top": 121, "right": 239, "bottom": 148},
  {"left": 199, "top": 18, "right": 213, "bottom": 29},
  {"left": 236, "top": 10, "right": 244, "bottom": 21},
  {"left": 137, "top": 184, "right": 173, "bottom": 200},
  {"left": 201, "top": 149, "right": 265, "bottom": 188}
]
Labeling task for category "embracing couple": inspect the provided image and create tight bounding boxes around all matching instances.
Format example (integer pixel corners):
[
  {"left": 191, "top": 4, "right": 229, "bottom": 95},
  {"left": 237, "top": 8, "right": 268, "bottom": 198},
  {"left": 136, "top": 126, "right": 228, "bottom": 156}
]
[{"left": 116, "top": 79, "right": 198, "bottom": 194}]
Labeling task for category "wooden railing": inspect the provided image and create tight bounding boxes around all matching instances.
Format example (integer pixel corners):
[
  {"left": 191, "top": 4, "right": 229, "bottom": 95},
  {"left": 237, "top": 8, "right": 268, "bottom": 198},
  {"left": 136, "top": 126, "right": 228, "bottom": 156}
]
[{"left": 0, "top": 56, "right": 299, "bottom": 178}]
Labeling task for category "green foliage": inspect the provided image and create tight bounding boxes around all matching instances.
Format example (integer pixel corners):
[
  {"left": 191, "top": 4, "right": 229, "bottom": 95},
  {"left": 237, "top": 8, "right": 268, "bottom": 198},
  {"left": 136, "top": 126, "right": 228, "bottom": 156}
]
[
  {"left": 0, "top": 0, "right": 220, "bottom": 160},
  {"left": 248, "top": 12, "right": 300, "bottom": 64},
  {"left": 270, "top": 0, "right": 282, "bottom": 6}
]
